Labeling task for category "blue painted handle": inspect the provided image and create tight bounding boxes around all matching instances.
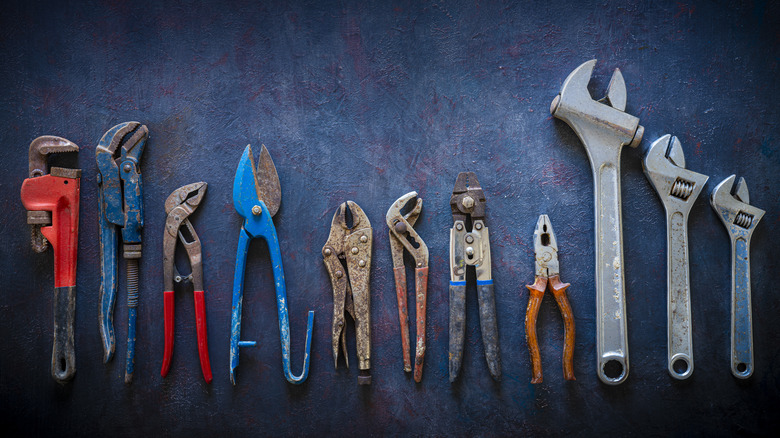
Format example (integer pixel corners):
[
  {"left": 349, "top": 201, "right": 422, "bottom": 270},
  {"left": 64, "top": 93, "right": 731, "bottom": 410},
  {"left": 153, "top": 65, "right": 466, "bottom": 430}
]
[
  {"left": 97, "top": 182, "right": 118, "bottom": 364},
  {"left": 732, "top": 238, "right": 754, "bottom": 378},
  {"left": 229, "top": 227, "right": 252, "bottom": 384},
  {"left": 263, "top": 216, "right": 314, "bottom": 385}
]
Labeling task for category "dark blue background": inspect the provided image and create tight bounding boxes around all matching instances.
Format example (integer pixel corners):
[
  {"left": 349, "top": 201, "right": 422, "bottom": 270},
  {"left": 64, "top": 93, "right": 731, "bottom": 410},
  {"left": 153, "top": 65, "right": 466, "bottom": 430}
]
[{"left": 1, "top": 0, "right": 778, "bottom": 435}]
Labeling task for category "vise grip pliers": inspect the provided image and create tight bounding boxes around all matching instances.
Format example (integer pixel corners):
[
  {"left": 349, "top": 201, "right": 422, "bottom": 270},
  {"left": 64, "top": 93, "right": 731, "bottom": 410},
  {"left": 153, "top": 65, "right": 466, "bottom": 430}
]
[
  {"left": 322, "top": 201, "right": 373, "bottom": 385},
  {"left": 96, "top": 121, "right": 148, "bottom": 383},
  {"left": 448, "top": 172, "right": 501, "bottom": 382},
  {"left": 20, "top": 136, "right": 81, "bottom": 383},
  {"left": 161, "top": 182, "right": 212, "bottom": 383},
  {"left": 229, "top": 144, "right": 314, "bottom": 385},
  {"left": 387, "top": 192, "right": 429, "bottom": 382}
]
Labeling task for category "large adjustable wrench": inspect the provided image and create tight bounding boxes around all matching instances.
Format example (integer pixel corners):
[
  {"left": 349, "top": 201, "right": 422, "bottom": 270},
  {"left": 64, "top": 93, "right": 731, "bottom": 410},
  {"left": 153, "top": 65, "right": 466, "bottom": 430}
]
[
  {"left": 643, "top": 135, "right": 708, "bottom": 380},
  {"left": 551, "top": 60, "right": 644, "bottom": 385},
  {"left": 710, "top": 175, "right": 764, "bottom": 379}
]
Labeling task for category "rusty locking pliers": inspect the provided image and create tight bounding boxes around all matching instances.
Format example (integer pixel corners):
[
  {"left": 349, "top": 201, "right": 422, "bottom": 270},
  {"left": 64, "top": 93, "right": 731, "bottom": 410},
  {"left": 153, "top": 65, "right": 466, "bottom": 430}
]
[
  {"left": 449, "top": 172, "right": 501, "bottom": 382},
  {"left": 525, "top": 215, "right": 575, "bottom": 384},
  {"left": 387, "top": 192, "right": 429, "bottom": 382},
  {"left": 161, "top": 182, "right": 212, "bottom": 383},
  {"left": 322, "top": 201, "right": 373, "bottom": 385}
]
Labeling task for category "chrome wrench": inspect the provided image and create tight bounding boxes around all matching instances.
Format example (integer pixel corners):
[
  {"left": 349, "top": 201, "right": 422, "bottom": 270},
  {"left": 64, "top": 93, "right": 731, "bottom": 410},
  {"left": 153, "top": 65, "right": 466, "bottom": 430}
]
[
  {"left": 710, "top": 175, "right": 764, "bottom": 379},
  {"left": 643, "top": 135, "right": 708, "bottom": 380},
  {"left": 551, "top": 59, "right": 644, "bottom": 385}
]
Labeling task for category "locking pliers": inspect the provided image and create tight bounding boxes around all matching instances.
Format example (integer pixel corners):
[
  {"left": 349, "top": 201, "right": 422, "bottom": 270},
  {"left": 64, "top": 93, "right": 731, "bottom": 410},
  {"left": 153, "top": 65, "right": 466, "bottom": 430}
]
[
  {"left": 322, "top": 201, "right": 373, "bottom": 385},
  {"left": 161, "top": 182, "right": 212, "bottom": 383}
]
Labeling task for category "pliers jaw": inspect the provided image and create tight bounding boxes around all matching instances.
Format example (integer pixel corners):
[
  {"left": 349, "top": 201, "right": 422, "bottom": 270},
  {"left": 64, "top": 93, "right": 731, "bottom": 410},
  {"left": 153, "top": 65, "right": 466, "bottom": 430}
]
[
  {"left": 322, "top": 201, "right": 373, "bottom": 384},
  {"left": 533, "top": 214, "right": 559, "bottom": 279}
]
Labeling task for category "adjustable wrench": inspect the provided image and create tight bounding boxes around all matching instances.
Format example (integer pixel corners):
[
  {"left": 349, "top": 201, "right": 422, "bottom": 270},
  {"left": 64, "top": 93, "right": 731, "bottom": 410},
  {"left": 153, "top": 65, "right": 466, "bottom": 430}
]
[
  {"left": 551, "top": 60, "right": 644, "bottom": 385},
  {"left": 710, "top": 175, "right": 764, "bottom": 379},
  {"left": 643, "top": 135, "right": 708, "bottom": 380}
]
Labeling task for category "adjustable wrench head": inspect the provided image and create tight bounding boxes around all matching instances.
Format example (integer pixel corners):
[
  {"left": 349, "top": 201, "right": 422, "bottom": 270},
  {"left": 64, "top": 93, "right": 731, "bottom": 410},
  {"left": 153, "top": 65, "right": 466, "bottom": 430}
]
[
  {"left": 643, "top": 135, "right": 709, "bottom": 212},
  {"left": 551, "top": 60, "right": 644, "bottom": 157},
  {"left": 710, "top": 175, "right": 765, "bottom": 239}
]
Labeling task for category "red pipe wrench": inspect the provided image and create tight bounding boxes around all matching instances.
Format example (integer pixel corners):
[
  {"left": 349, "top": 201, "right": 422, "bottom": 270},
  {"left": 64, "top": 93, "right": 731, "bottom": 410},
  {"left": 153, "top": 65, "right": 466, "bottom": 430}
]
[{"left": 20, "top": 136, "right": 81, "bottom": 383}]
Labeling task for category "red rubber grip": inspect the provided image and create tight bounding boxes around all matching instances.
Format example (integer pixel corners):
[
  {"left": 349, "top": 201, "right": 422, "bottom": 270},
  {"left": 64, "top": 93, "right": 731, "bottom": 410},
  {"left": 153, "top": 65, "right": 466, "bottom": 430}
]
[
  {"left": 161, "top": 291, "right": 175, "bottom": 377},
  {"left": 194, "top": 290, "right": 212, "bottom": 383}
]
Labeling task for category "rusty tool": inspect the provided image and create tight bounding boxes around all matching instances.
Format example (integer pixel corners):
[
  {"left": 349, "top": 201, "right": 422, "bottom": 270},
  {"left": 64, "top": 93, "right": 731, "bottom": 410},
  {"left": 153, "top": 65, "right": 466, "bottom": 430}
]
[
  {"left": 551, "top": 59, "right": 644, "bottom": 385},
  {"left": 525, "top": 215, "right": 575, "bottom": 384},
  {"left": 229, "top": 144, "right": 314, "bottom": 385},
  {"left": 161, "top": 182, "right": 212, "bottom": 383},
  {"left": 386, "top": 191, "right": 428, "bottom": 382},
  {"left": 20, "top": 136, "right": 81, "bottom": 383},
  {"left": 711, "top": 175, "right": 764, "bottom": 379},
  {"left": 449, "top": 172, "right": 501, "bottom": 382},
  {"left": 96, "top": 121, "right": 148, "bottom": 383},
  {"left": 322, "top": 201, "right": 373, "bottom": 385},
  {"left": 643, "top": 135, "right": 709, "bottom": 380}
]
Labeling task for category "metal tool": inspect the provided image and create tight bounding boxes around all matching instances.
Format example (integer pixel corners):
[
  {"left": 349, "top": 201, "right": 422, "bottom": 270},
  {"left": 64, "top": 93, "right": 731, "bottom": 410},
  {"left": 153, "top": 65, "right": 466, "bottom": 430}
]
[
  {"left": 550, "top": 59, "right": 644, "bottom": 385},
  {"left": 525, "top": 215, "right": 575, "bottom": 384},
  {"left": 96, "top": 121, "right": 148, "bottom": 383},
  {"left": 229, "top": 144, "right": 314, "bottom": 385},
  {"left": 643, "top": 135, "right": 709, "bottom": 380},
  {"left": 449, "top": 173, "right": 501, "bottom": 382},
  {"left": 161, "top": 182, "right": 212, "bottom": 383},
  {"left": 21, "top": 136, "right": 81, "bottom": 383},
  {"left": 386, "top": 192, "right": 428, "bottom": 382},
  {"left": 711, "top": 175, "right": 764, "bottom": 379},
  {"left": 322, "top": 201, "right": 373, "bottom": 385}
]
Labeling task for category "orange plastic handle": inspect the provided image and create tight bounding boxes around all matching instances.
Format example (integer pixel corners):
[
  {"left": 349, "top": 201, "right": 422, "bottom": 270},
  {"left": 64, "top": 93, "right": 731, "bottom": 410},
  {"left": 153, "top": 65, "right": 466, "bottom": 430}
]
[{"left": 525, "top": 277, "right": 546, "bottom": 383}]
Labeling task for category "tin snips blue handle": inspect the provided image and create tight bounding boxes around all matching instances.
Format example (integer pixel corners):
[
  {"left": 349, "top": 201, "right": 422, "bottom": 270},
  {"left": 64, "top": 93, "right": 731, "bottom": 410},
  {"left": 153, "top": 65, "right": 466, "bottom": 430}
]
[{"left": 229, "top": 200, "right": 314, "bottom": 385}]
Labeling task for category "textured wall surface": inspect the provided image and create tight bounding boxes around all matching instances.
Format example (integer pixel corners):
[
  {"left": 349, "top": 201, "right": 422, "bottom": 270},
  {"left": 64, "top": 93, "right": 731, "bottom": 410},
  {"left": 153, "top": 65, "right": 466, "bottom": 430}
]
[{"left": 1, "top": 0, "right": 778, "bottom": 435}]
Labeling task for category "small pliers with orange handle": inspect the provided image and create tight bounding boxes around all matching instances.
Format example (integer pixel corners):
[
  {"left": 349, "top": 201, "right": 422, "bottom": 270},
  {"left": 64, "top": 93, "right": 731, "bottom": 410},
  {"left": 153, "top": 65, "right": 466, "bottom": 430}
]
[
  {"left": 160, "top": 182, "right": 212, "bottom": 383},
  {"left": 525, "top": 214, "right": 575, "bottom": 384}
]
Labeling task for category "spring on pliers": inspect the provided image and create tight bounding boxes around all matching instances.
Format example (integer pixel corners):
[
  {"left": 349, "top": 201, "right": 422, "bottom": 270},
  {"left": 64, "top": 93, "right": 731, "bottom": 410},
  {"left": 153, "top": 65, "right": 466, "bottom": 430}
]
[
  {"left": 670, "top": 178, "right": 694, "bottom": 200},
  {"left": 734, "top": 211, "right": 753, "bottom": 229}
]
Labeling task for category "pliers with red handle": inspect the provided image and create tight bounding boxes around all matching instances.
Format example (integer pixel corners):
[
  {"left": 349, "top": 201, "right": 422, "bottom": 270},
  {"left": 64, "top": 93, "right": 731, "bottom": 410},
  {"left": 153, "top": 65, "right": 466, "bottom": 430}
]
[
  {"left": 525, "top": 214, "right": 575, "bottom": 384},
  {"left": 160, "top": 182, "right": 212, "bottom": 383}
]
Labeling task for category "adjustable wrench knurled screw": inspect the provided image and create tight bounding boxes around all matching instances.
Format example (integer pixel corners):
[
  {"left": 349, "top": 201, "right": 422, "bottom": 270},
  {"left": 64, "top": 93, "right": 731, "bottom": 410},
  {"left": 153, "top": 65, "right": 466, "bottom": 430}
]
[
  {"left": 710, "top": 175, "right": 764, "bottom": 379},
  {"left": 643, "top": 135, "right": 708, "bottom": 380},
  {"left": 551, "top": 59, "right": 643, "bottom": 385}
]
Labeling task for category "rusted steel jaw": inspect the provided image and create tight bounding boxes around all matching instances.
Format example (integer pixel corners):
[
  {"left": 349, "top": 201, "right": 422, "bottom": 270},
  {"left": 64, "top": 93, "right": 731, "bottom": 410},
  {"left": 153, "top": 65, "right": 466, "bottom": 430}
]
[
  {"left": 322, "top": 201, "right": 373, "bottom": 385},
  {"left": 26, "top": 136, "right": 80, "bottom": 253},
  {"left": 163, "top": 182, "right": 207, "bottom": 292},
  {"left": 533, "top": 215, "right": 559, "bottom": 279},
  {"left": 386, "top": 191, "right": 429, "bottom": 382},
  {"left": 448, "top": 172, "right": 500, "bottom": 382}
]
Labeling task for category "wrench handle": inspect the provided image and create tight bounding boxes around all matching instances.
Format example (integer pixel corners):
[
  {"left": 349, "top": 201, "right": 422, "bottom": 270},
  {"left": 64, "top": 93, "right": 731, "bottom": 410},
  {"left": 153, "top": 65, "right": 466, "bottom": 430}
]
[
  {"left": 667, "top": 211, "right": 694, "bottom": 379},
  {"left": 731, "top": 237, "right": 754, "bottom": 379},
  {"left": 593, "top": 161, "right": 629, "bottom": 385},
  {"left": 52, "top": 286, "right": 76, "bottom": 383}
]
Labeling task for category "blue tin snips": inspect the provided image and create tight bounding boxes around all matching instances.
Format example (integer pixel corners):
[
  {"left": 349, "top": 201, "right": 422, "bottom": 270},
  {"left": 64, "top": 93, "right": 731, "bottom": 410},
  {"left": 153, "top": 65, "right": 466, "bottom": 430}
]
[
  {"left": 96, "top": 121, "right": 148, "bottom": 383},
  {"left": 229, "top": 144, "right": 315, "bottom": 385}
]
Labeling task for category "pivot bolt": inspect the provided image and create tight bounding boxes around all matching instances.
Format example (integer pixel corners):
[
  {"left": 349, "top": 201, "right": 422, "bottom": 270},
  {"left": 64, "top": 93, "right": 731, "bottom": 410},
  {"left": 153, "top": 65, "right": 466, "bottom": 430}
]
[
  {"left": 462, "top": 196, "right": 474, "bottom": 209},
  {"left": 252, "top": 205, "right": 262, "bottom": 216}
]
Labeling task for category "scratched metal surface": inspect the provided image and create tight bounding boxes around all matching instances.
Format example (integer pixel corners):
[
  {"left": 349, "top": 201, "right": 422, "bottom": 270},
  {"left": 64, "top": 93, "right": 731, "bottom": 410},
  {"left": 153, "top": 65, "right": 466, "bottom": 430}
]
[{"left": 1, "top": 0, "right": 778, "bottom": 436}]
